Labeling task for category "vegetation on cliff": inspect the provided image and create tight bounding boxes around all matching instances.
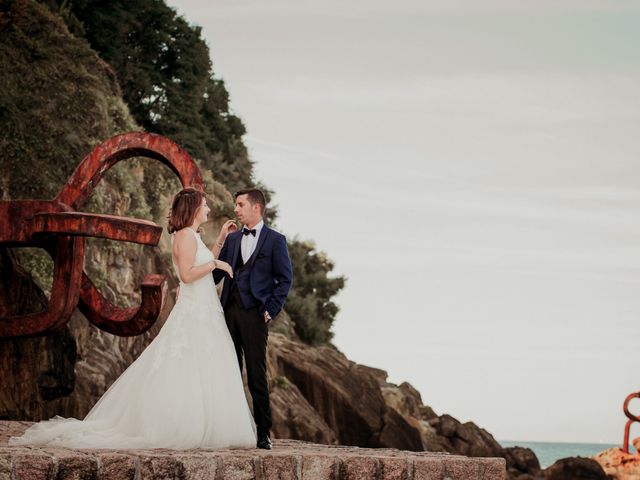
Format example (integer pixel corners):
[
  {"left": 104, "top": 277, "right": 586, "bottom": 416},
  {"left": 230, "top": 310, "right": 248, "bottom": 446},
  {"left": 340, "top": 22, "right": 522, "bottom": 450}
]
[
  {"left": 37, "top": 0, "right": 253, "bottom": 195},
  {"left": 287, "top": 239, "right": 345, "bottom": 344}
]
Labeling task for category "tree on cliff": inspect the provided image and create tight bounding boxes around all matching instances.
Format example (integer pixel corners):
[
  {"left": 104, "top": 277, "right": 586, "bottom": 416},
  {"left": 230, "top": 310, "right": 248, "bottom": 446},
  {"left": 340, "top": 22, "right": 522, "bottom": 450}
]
[
  {"left": 38, "top": 0, "right": 252, "bottom": 194},
  {"left": 286, "top": 239, "right": 345, "bottom": 345}
]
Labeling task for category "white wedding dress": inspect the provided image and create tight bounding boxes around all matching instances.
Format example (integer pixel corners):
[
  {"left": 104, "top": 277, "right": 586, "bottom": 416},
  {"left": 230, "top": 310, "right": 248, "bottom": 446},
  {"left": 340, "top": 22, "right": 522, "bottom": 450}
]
[{"left": 10, "top": 228, "right": 256, "bottom": 449}]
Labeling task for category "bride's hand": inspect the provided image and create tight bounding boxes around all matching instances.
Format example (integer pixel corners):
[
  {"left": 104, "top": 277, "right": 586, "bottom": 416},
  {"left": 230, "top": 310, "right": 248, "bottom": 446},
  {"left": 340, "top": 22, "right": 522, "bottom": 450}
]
[
  {"left": 218, "top": 219, "right": 238, "bottom": 239},
  {"left": 214, "top": 259, "right": 233, "bottom": 278}
]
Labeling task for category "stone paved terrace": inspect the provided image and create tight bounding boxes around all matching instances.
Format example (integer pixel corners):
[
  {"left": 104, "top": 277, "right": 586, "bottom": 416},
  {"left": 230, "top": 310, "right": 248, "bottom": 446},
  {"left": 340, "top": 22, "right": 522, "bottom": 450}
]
[{"left": 0, "top": 421, "right": 505, "bottom": 480}]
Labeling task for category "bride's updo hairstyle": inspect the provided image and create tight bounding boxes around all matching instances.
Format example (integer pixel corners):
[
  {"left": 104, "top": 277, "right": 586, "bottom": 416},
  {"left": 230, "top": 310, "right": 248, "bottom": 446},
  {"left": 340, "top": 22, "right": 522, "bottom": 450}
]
[{"left": 167, "top": 187, "right": 205, "bottom": 234}]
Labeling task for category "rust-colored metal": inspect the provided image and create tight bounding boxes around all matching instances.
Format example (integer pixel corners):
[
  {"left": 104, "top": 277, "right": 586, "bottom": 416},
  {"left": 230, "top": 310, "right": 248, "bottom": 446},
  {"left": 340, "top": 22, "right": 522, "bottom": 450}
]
[
  {"left": 623, "top": 392, "right": 640, "bottom": 454},
  {"left": 0, "top": 132, "right": 203, "bottom": 338},
  {"left": 78, "top": 273, "right": 167, "bottom": 336},
  {"left": 31, "top": 212, "right": 162, "bottom": 245}
]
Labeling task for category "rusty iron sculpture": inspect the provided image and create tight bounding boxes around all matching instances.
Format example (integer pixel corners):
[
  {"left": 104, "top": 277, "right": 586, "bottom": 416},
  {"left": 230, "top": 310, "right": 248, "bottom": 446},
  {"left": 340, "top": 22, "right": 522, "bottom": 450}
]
[
  {"left": 0, "top": 132, "right": 203, "bottom": 338},
  {"left": 623, "top": 392, "right": 640, "bottom": 454}
]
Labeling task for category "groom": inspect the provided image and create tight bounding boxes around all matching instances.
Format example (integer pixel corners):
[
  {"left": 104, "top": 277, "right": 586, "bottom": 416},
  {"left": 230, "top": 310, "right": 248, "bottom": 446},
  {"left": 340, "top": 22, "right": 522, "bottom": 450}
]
[{"left": 214, "top": 188, "right": 292, "bottom": 450}]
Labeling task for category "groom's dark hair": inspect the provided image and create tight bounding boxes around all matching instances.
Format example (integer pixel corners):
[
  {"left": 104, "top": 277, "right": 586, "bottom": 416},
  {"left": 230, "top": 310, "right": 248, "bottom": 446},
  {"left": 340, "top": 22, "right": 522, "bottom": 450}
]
[{"left": 235, "top": 188, "right": 266, "bottom": 215}]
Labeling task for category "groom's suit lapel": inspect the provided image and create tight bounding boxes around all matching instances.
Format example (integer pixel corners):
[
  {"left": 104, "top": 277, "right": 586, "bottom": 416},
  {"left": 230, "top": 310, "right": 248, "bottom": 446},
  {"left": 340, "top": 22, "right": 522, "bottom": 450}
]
[
  {"left": 255, "top": 225, "right": 270, "bottom": 256},
  {"left": 230, "top": 226, "right": 269, "bottom": 269},
  {"left": 231, "top": 232, "right": 242, "bottom": 268}
]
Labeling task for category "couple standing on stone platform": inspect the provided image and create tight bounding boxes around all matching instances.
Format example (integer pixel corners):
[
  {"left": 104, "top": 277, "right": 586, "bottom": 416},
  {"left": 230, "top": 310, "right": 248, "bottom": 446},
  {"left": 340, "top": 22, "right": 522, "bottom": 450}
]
[{"left": 10, "top": 187, "right": 293, "bottom": 450}]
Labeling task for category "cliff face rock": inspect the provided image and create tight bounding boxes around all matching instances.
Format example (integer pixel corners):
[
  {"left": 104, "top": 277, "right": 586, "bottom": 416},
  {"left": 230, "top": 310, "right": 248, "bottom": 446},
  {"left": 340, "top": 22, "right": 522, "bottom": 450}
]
[
  {"left": 378, "top": 376, "right": 449, "bottom": 453},
  {"left": 264, "top": 332, "right": 548, "bottom": 480},
  {"left": 266, "top": 333, "right": 423, "bottom": 451},
  {"left": 268, "top": 372, "right": 337, "bottom": 445}
]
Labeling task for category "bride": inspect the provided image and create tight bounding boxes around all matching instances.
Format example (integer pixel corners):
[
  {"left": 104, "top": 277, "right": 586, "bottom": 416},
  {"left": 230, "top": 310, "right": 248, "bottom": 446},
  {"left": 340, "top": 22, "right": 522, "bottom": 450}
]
[{"left": 9, "top": 187, "right": 257, "bottom": 449}]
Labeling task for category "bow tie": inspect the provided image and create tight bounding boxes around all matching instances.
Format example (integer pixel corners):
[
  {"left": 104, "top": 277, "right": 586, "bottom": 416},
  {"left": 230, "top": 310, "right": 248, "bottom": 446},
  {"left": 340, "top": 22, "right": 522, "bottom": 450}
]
[{"left": 242, "top": 228, "right": 257, "bottom": 237}]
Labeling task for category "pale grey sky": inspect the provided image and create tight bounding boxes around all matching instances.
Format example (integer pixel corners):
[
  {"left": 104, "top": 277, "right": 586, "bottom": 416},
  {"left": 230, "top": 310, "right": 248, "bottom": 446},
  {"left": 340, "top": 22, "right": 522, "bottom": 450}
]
[{"left": 167, "top": 0, "right": 640, "bottom": 443}]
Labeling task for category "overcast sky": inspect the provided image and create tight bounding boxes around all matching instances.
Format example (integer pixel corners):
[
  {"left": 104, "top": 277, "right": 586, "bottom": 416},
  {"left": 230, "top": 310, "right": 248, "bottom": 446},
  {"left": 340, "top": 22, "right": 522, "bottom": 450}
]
[{"left": 167, "top": 0, "right": 640, "bottom": 444}]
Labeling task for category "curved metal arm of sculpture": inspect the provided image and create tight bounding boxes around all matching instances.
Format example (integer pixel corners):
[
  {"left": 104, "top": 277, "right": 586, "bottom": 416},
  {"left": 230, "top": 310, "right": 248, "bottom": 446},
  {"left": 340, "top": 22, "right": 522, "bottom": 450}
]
[
  {"left": 56, "top": 132, "right": 204, "bottom": 210},
  {"left": 78, "top": 273, "right": 167, "bottom": 337},
  {"left": 0, "top": 236, "right": 84, "bottom": 337},
  {"left": 622, "top": 392, "right": 640, "bottom": 454}
]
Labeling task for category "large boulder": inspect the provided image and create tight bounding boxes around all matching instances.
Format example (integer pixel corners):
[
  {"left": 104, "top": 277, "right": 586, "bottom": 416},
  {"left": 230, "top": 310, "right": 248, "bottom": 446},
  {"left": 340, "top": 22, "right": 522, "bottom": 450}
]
[
  {"left": 504, "top": 447, "right": 542, "bottom": 479},
  {"left": 431, "top": 413, "right": 504, "bottom": 457},
  {"left": 544, "top": 457, "right": 608, "bottom": 480}
]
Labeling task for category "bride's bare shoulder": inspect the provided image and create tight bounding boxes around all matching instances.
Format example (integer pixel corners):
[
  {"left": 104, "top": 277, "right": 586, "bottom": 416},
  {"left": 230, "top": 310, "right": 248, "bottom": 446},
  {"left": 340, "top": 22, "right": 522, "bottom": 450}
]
[{"left": 173, "top": 228, "right": 197, "bottom": 245}]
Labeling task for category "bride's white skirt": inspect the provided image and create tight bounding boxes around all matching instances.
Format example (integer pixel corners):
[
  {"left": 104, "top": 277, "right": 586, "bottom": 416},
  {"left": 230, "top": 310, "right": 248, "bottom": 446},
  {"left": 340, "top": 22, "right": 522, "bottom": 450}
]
[{"left": 9, "top": 280, "right": 257, "bottom": 450}]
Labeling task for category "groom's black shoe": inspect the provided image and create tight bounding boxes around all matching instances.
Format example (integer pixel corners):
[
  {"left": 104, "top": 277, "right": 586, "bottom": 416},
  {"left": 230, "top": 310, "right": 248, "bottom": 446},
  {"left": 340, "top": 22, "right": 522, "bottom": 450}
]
[{"left": 257, "top": 431, "right": 272, "bottom": 450}]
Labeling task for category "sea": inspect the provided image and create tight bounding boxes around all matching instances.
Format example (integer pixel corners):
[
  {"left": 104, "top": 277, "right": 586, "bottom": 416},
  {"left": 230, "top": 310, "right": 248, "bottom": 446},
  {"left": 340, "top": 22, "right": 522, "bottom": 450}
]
[{"left": 499, "top": 440, "right": 624, "bottom": 468}]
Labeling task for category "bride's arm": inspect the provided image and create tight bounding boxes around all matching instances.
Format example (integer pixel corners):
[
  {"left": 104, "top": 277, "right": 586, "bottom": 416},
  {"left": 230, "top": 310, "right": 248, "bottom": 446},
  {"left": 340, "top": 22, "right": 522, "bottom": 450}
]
[
  {"left": 210, "top": 219, "right": 237, "bottom": 257},
  {"left": 174, "top": 230, "right": 216, "bottom": 284}
]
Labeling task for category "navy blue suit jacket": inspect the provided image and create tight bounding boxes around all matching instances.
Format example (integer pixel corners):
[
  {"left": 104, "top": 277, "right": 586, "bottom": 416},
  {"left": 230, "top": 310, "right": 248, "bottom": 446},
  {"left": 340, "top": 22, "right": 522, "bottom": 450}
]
[{"left": 213, "top": 225, "right": 293, "bottom": 318}]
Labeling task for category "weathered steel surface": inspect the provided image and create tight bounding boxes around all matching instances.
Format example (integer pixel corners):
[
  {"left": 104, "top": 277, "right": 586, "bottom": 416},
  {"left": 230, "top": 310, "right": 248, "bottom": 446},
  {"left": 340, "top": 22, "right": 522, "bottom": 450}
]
[
  {"left": 78, "top": 273, "right": 167, "bottom": 336},
  {"left": 56, "top": 131, "right": 203, "bottom": 210},
  {"left": 31, "top": 212, "right": 162, "bottom": 245},
  {"left": 0, "top": 236, "right": 84, "bottom": 337},
  {"left": 0, "top": 132, "right": 203, "bottom": 338},
  {"left": 623, "top": 392, "right": 640, "bottom": 454}
]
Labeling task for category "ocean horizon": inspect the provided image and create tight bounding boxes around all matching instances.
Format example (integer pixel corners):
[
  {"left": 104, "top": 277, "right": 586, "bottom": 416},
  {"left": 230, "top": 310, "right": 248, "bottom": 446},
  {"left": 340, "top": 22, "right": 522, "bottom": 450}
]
[{"left": 499, "top": 440, "right": 624, "bottom": 469}]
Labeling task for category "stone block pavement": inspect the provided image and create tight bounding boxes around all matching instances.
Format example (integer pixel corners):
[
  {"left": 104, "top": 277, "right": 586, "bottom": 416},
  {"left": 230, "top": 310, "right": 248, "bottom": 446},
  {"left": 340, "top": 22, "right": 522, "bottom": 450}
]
[{"left": 0, "top": 421, "right": 505, "bottom": 479}]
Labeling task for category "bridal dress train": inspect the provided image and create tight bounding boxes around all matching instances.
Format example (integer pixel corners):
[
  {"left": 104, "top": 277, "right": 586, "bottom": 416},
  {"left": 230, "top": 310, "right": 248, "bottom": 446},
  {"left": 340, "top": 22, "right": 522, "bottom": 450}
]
[{"left": 10, "top": 228, "right": 256, "bottom": 449}]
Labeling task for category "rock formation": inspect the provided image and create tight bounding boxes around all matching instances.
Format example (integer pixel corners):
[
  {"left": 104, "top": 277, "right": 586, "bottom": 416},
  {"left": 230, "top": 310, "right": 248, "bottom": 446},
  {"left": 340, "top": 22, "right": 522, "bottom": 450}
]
[
  {"left": 592, "top": 446, "right": 640, "bottom": 479},
  {"left": 543, "top": 457, "right": 608, "bottom": 480},
  {"left": 265, "top": 333, "right": 548, "bottom": 479}
]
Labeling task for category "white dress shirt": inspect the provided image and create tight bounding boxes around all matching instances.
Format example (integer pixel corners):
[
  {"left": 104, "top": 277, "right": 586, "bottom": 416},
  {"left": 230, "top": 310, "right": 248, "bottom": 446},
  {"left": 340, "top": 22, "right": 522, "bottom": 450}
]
[{"left": 241, "top": 220, "right": 264, "bottom": 263}]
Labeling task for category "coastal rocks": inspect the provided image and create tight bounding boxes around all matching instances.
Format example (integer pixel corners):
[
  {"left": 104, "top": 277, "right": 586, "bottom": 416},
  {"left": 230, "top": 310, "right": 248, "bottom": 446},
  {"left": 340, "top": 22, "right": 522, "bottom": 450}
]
[
  {"left": 269, "top": 372, "right": 338, "bottom": 445},
  {"left": 432, "top": 414, "right": 504, "bottom": 458},
  {"left": 367, "top": 369, "right": 544, "bottom": 480},
  {"left": 379, "top": 378, "right": 448, "bottom": 452},
  {"left": 265, "top": 333, "right": 549, "bottom": 479},
  {"left": 267, "top": 333, "right": 424, "bottom": 450},
  {"left": 544, "top": 457, "right": 608, "bottom": 479},
  {"left": 503, "top": 447, "right": 542, "bottom": 479},
  {"left": 592, "top": 447, "right": 640, "bottom": 479}
]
